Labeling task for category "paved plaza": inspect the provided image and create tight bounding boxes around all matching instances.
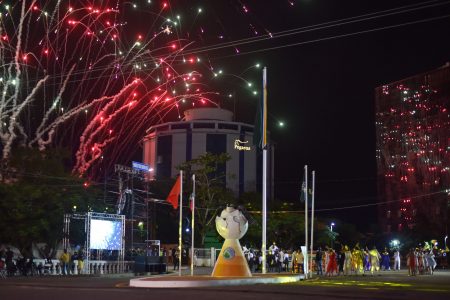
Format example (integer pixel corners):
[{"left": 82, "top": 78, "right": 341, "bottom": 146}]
[{"left": 1, "top": 268, "right": 450, "bottom": 300}]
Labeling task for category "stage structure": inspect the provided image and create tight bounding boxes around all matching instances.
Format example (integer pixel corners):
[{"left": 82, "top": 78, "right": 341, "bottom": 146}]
[
  {"left": 86, "top": 212, "right": 125, "bottom": 274},
  {"left": 63, "top": 212, "right": 125, "bottom": 274},
  {"left": 114, "top": 163, "right": 152, "bottom": 250},
  {"left": 62, "top": 212, "right": 87, "bottom": 250}
]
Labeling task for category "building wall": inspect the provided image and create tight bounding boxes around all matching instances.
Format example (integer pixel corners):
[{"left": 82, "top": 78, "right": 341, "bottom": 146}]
[
  {"left": 142, "top": 119, "right": 272, "bottom": 198},
  {"left": 171, "top": 132, "right": 186, "bottom": 178},
  {"left": 375, "top": 64, "right": 450, "bottom": 234},
  {"left": 226, "top": 132, "right": 240, "bottom": 194}
]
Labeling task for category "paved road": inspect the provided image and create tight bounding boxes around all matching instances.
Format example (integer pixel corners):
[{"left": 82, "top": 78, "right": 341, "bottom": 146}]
[{"left": 1, "top": 268, "right": 449, "bottom": 300}]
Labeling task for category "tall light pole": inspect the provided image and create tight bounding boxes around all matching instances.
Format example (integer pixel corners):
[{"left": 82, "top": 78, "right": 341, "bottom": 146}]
[{"left": 330, "top": 222, "right": 335, "bottom": 248}]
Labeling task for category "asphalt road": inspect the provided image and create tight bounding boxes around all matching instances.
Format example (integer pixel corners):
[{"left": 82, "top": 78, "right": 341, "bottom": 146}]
[{"left": 1, "top": 269, "right": 450, "bottom": 300}]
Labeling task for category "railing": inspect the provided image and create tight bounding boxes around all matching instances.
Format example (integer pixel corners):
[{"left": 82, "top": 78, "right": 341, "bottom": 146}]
[
  {"left": 194, "top": 248, "right": 216, "bottom": 267},
  {"left": 32, "top": 259, "right": 134, "bottom": 275}
]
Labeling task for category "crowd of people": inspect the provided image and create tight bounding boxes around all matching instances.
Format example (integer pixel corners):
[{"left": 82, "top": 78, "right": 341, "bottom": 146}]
[
  {"left": 0, "top": 247, "right": 85, "bottom": 277},
  {"left": 242, "top": 242, "right": 448, "bottom": 276}
]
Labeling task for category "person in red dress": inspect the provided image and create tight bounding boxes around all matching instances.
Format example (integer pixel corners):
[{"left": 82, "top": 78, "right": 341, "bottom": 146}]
[
  {"left": 407, "top": 249, "right": 416, "bottom": 276},
  {"left": 326, "top": 248, "right": 338, "bottom": 276}
]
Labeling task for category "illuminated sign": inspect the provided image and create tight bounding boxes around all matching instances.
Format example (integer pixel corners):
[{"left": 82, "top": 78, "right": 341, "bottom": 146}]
[{"left": 234, "top": 139, "right": 251, "bottom": 151}]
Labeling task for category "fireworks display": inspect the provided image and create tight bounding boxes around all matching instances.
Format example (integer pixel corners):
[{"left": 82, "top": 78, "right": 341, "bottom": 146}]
[
  {"left": 0, "top": 1, "right": 274, "bottom": 178},
  {"left": 375, "top": 65, "right": 450, "bottom": 231}
]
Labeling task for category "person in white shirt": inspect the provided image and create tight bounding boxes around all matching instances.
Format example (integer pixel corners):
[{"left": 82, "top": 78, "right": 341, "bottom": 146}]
[
  {"left": 393, "top": 250, "right": 401, "bottom": 271},
  {"left": 283, "top": 251, "right": 290, "bottom": 272}
]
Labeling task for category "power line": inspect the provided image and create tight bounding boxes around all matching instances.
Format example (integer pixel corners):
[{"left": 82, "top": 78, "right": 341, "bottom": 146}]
[
  {"left": 249, "top": 190, "right": 449, "bottom": 214},
  {"left": 212, "top": 14, "right": 450, "bottom": 59},
  {"left": 181, "top": 0, "right": 450, "bottom": 56},
  {"left": 16, "top": 1, "right": 450, "bottom": 85}
]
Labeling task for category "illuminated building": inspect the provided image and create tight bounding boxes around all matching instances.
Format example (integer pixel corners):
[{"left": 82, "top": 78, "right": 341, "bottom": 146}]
[
  {"left": 142, "top": 108, "right": 274, "bottom": 198},
  {"left": 376, "top": 63, "right": 450, "bottom": 234}
]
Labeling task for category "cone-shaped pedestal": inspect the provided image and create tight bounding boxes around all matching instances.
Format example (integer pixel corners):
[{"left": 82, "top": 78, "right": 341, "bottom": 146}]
[{"left": 212, "top": 239, "right": 251, "bottom": 277}]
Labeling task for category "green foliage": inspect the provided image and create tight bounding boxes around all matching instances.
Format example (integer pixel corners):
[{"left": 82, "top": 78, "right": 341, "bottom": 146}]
[
  {"left": 177, "top": 152, "right": 235, "bottom": 246},
  {"left": 0, "top": 147, "right": 102, "bottom": 251}
]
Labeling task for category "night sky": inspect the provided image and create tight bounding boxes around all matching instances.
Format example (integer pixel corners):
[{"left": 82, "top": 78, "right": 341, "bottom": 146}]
[
  {"left": 192, "top": 0, "right": 450, "bottom": 230},
  {"left": 3, "top": 1, "right": 449, "bottom": 232}
]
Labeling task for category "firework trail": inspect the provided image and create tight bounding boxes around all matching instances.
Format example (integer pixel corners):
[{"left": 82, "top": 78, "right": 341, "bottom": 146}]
[{"left": 0, "top": 0, "right": 231, "bottom": 177}]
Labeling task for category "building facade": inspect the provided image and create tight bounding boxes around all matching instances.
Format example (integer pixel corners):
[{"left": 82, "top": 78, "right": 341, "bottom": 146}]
[
  {"left": 142, "top": 108, "right": 274, "bottom": 198},
  {"left": 375, "top": 64, "right": 450, "bottom": 235}
]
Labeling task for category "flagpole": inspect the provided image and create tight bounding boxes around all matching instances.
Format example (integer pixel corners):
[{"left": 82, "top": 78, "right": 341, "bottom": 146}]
[
  {"left": 310, "top": 170, "right": 315, "bottom": 279},
  {"left": 261, "top": 67, "right": 268, "bottom": 274},
  {"left": 304, "top": 165, "right": 309, "bottom": 279},
  {"left": 179, "top": 170, "right": 183, "bottom": 276},
  {"left": 191, "top": 174, "right": 195, "bottom": 276}
]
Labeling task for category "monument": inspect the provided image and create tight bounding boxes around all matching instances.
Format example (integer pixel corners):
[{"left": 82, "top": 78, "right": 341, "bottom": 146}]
[
  {"left": 130, "top": 205, "right": 305, "bottom": 287},
  {"left": 211, "top": 206, "right": 252, "bottom": 277}
]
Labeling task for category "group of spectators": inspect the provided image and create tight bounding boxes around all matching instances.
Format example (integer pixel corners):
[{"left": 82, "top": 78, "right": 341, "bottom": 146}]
[
  {"left": 58, "top": 248, "right": 85, "bottom": 275},
  {"left": 0, "top": 247, "right": 40, "bottom": 276},
  {"left": 0, "top": 247, "right": 85, "bottom": 277},
  {"left": 243, "top": 242, "right": 306, "bottom": 273}
]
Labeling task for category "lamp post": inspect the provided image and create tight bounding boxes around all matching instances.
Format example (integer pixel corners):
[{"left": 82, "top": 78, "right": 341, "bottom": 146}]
[
  {"left": 330, "top": 222, "right": 335, "bottom": 248},
  {"left": 445, "top": 235, "right": 448, "bottom": 249}
]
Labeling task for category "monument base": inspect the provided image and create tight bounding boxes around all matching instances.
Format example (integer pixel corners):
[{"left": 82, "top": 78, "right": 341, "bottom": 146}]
[
  {"left": 129, "top": 274, "right": 305, "bottom": 288},
  {"left": 211, "top": 238, "right": 251, "bottom": 277}
]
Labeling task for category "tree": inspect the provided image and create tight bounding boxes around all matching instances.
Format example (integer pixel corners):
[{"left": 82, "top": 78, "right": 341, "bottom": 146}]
[
  {"left": 0, "top": 147, "right": 102, "bottom": 253},
  {"left": 177, "top": 152, "right": 235, "bottom": 246}
]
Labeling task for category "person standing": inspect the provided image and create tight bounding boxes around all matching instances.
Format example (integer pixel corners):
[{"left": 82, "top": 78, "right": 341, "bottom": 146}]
[
  {"left": 59, "top": 249, "right": 70, "bottom": 275},
  {"left": 344, "top": 245, "right": 353, "bottom": 276},
  {"left": 407, "top": 249, "right": 416, "bottom": 276},
  {"left": 5, "top": 247, "right": 14, "bottom": 277},
  {"left": 78, "top": 251, "right": 85, "bottom": 274},
  {"left": 393, "top": 249, "right": 401, "bottom": 271},
  {"left": 425, "top": 250, "right": 437, "bottom": 275},
  {"left": 352, "top": 245, "right": 364, "bottom": 275},
  {"left": 248, "top": 250, "right": 254, "bottom": 272},
  {"left": 326, "top": 248, "right": 338, "bottom": 276},
  {"left": 338, "top": 248, "right": 345, "bottom": 275},
  {"left": 315, "top": 247, "right": 323, "bottom": 276},
  {"left": 283, "top": 251, "right": 290, "bottom": 272},
  {"left": 369, "top": 246, "right": 381, "bottom": 275},
  {"left": 297, "top": 248, "right": 305, "bottom": 274},
  {"left": 173, "top": 249, "right": 179, "bottom": 271},
  {"left": 363, "top": 247, "right": 371, "bottom": 273},
  {"left": 381, "top": 248, "right": 391, "bottom": 271}
]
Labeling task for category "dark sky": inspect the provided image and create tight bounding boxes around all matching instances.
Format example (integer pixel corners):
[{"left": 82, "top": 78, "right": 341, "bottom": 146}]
[
  {"left": 193, "top": 0, "right": 450, "bottom": 229},
  {"left": 121, "top": 0, "right": 450, "bottom": 230}
]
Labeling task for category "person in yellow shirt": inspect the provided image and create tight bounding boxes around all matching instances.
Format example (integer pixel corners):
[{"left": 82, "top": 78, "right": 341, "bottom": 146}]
[{"left": 60, "top": 249, "right": 70, "bottom": 275}]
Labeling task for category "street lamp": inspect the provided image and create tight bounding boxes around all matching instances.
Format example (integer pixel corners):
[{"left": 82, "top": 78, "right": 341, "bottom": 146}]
[
  {"left": 330, "top": 222, "right": 335, "bottom": 248},
  {"left": 391, "top": 239, "right": 400, "bottom": 249},
  {"left": 445, "top": 235, "right": 448, "bottom": 248}
]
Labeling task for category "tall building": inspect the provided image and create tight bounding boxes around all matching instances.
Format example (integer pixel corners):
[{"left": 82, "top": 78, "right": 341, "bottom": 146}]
[
  {"left": 375, "top": 64, "right": 450, "bottom": 235},
  {"left": 142, "top": 108, "right": 274, "bottom": 198}
]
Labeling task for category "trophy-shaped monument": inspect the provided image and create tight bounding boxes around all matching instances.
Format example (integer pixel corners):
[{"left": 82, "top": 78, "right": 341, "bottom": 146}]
[{"left": 211, "top": 206, "right": 252, "bottom": 277}]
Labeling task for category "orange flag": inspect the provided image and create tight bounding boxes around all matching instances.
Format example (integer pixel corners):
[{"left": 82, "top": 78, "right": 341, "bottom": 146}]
[{"left": 166, "top": 176, "right": 181, "bottom": 209}]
